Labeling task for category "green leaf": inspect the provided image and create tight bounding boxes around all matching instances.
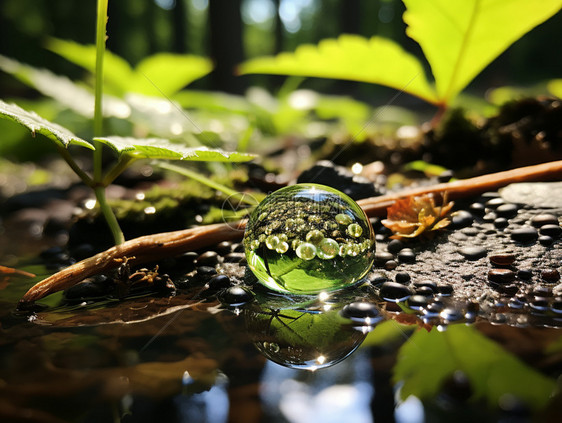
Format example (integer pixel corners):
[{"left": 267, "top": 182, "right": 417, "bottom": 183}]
[
  {"left": 94, "top": 136, "right": 256, "bottom": 162},
  {"left": 47, "top": 38, "right": 213, "bottom": 97},
  {"left": 547, "top": 78, "right": 562, "bottom": 98},
  {"left": 394, "top": 325, "right": 556, "bottom": 409},
  {"left": 239, "top": 34, "right": 438, "bottom": 104},
  {"left": 403, "top": 0, "right": 562, "bottom": 104},
  {"left": 46, "top": 38, "right": 133, "bottom": 96},
  {"left": 128, "top": 53, "right": 213, "bottom": 97},
  {"left": 0, "top": 99, "right": 94, "bottom": 149},
  {"left": 0, "top": 55, "right": 130, "bottom": 119}
]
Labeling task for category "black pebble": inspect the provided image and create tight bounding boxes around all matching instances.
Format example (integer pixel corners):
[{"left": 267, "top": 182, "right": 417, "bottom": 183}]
[
  {"left": 531, "top": 213, "right": 558, "bottom": 227},
  {"left": 415, "top": 286, "right": 435, "bottom": 297},
  {"left": 437, "top": 170, "right": 454, "bottom": 183},
  {"left": 539, "top": 224, "right": 561, "bottom": 238},
  {"left": 407, "top": 295, "right": 429, "bottom": 310},
  {"left": 64, "top": 275, "right": 111, "bottom": 300},
  {"left": 215, "top": 241, "right": 233, "bottom": 255},
  {"left": 196, "top": 266, "right": 217, "bottom": 277},
  {"left": 451, "top": 210, "right": 473, "bottom": 228},
  {"left": 489, "top": 253, "right": 516, "bottom": 266},
  {"left": 485, "top": 198, "right": 505, "bottom": 208},
  {"left": 223, "top": 252, "right": 246, "bottom": 263},
  {"left": 196, "top": 251, "right": 220, "bottom": 267},
  {"left": 219, "top": 286, "right": 253, "bottom": 306},
  {"left": 495, "top": 203, "right": 519, "bottom": 218},
  {"left": 387, "top": 239, "right": 405, "bottom": 254},
  {"left": 176, "top": 252, "right": 198, "bottom": 270},
  {"left": 437, "top": 284, "right": 454, "bottom": 295},
  {"left": 397, "top": 248, "right": 416, "bottom": 263},
  {"left": 541, "top": 269, "right": 560, "bottom": 282},
  {"left": 341, "top": 301, "right": 380, "bottom": 320},
  {"left": 384, "top": 260, "right": 398, "bottom": 270},
  {"left": 374, "top": 251, "right": 394, "bottom": 265},
  {"left": 207, "top": 274, "right": 232, "bottom": 290},
  {"left": 379, "top": 281, "right": 413, "bottom": 300},
  {"left": 493, "top": 217, "right": 509, "bottom": 229},
  {"left": 488, "top": 268, "right": 516, "bottom": 284},
  {"left": 231, "top": 243, "right": 245, "bottom": 253},
  {"left": 458, "top": 246, "right": 487, "bottom": 260},
  {"left": 469, "top": 202, "right": 486, "bottom": 216},
  {"left": 395, "top": 272, "right": 411, "bottom": 284},
  {"left": 539, "top": 235, "right": 554, "bottom": 246},
  {"left": 510, "top": 227, "right": 538, "bottom": 243}
]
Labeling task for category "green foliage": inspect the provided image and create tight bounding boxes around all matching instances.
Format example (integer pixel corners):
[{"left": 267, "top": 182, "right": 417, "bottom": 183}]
[
  {"left": 95, "top": 136, "right": 256, "bottom": 162},
  {"left": 47, "top": 38, "right": 213, "bottom": 97},
  {"left": 240, "top": 0, "right": 562, "bottom": 108},
  {"left": 0, "top": 99, "right": 93, "bottom": 149},
  {"left": 394, "top": 325, "right": 556, "bottom": 409}
]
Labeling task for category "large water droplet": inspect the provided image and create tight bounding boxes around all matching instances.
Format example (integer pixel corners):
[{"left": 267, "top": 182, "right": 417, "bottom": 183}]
[{"left": 244, "top": 183, "right": 375, "bottom": 294}]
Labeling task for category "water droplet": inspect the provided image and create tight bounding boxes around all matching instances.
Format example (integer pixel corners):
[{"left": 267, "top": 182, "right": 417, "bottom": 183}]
[{"left": 244, "top": 183, "right": 375, "bottom": 294}]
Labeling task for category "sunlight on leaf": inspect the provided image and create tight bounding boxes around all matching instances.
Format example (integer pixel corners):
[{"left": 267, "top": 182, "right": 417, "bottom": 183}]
[
  {"left": 403, "top": 0, "right": 562, "bottom": 104},
  {"left": 547, "top": 78, "right": 562, "bottom": 98},
  {"left": 94, "top": 136, "right": 256, "bottom": 162},
  {"left": 0, "top": 55, "right": 130, "bottom": 119},
  {"left": 394, "top": 325, "right": 556, "bottom": 409},
  {"left": 47, "top": 38, "right": 213, "bottom": 98},
  {"left": 239, "top": 34, "right": 438, "bottom": 104},
  {"left": 0, "top": 99, "right": 94, "bottom": 149}
]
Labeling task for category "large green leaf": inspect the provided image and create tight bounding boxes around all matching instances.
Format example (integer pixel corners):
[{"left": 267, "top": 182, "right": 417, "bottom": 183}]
[
  {"left": 129, "top": 53, "right": 214, "bottom": 97},
  {"left": 47, "top": 38, "right": 213, "bottom": 97},
  {"left": 403, "top": 0, "right": 562, "bottom": 104},
  {"left": 94, "top": 136, "right": 256, "bottom": 162},
  {"left": 239, "top": 34, "right": 438, "bottom": 104},
  {"left": 0, "top": 55, "right": 130, "bottom": 119},
  {"left": 394, "top": 325, "right": 556, "bottom": 408},
  {"left": 0, "top": 99, "right": 94, "bottom": 149}
]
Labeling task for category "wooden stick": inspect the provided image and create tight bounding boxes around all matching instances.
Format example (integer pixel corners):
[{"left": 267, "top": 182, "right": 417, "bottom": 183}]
[{"left": 18, "top": 160, "right": 562, "bottom": 307}]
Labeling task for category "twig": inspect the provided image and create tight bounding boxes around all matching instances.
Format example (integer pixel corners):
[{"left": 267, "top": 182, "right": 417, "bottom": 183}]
[{"left": 18, "top": 160, "right": 562, "bottom": 307}]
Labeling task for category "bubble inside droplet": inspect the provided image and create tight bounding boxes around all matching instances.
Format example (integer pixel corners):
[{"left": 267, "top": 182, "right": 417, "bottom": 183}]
[{"left": 244, "top": 183, "right": 376, "bottom": 294}]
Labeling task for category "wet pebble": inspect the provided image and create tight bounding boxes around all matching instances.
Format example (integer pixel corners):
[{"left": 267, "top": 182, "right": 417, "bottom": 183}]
[
  {"left": 551, "top": 300, "right": 562, "bottom": 314},
  {"left": 374, "top": 251, "right": 394, "bottom": 265},
  {"left": 176, "top": 252, "right": 198, "bottom": 270},
  {"left": 231, "top": 243, "right": 245, "bottom": 253},
  {"left": 341, "top": 301, "right": 380, "bottom": 320},
  {"left": 539, "top": 235, "right": 554, "bottom": 246},
  {"left": 413, "top": 280, "right": 438, "bottom": 292},
  {"left": 495, "top": 203, "right": 519, "bottom": 218},
  {"left": 379, "top": 281, "right": 412, "bottom": 301},
  {"left": 397, "top": 248, "right": 416, "bottom": 263},
  {"left": 223, "top": 252, "right": 246, "bottom": 263},
  {"left": 437, "top": 284, "right": 454, "bottom": 295},
  {"left": 494, "top": 217, "right": 509, "bottom": 229},
  {"left": 196, "top": 266, "right": 217, "bottom": 278},
  {"left": 395, "top": 272, "right": 411, "bottom": 284},
  {"left": 440, "top": 307, "right": 465, "bottom": 322},
  {"left": 384, "top": 260, "right": 398, "bottom": 270},
  {"left": 483, "top": 212, "right": 497, "bottom": 223},
  {"left": 407, "top": 295, "right": 429, "bottom": 310},
  {"left": 539, "top": 224, "right": 561, "bottom": 238},
  {"left": 415, "top": 286, "right": 435, "bottom": 297},
  {"left": 387, "top": 239, "right": 405, "bottom": 254},
  {"left": 530, "top": 213, "right": 558, "bottom": 227},
  {"left": 488, "top": 268, "right": 516, "bottom": 284},
  {"left": 207, "top": 274, "right": 232, "bottom": 290},
  {"left": 510, "top": 227, "right": 538, "bottom": 243},
  {"left": 541, "top": 269, "right": 560, "bottom": 283},
  {"left": 469, "top": 202, "right": 486, "bottom": 215},
  {"left": 64, "top": 275, "right": 111, "bottom": 300},
  {"left": 489, "top": 253, "right": 516, "bottom": 267},
  {"left": 460, "top": 227, "right": 479, "bottom": 236},
  {"left": 219, "top": 286, "right": 253, "bottom": 307},
  {"left": 215, "top": 241, "right": 233, "bottom": 255},
  {"left": 451, "top": 211, "right": 473, "bottom": 229},
  {"left": 196, "top": 251, "right": 220, "bottom": 267},
  {"left": 485, "top": 197, "right": 505, "bottom": 208},
  {"left": 458, "top": 246, "right": 487, "bottom": 260}
]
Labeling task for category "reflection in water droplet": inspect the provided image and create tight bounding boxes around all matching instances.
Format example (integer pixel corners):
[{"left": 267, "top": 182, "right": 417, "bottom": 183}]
[{"left": 244, "top": 184, "right": 375, "bottom": 294}]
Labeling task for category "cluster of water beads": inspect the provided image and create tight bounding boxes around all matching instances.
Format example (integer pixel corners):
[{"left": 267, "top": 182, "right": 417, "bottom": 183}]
[{"left": 244, "top": 183, "right": 375, "bottom": 294}]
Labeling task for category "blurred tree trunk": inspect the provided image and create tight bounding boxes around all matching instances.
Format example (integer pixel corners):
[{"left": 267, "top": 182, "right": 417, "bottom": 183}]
[
  {"left": 340, "top": 0, "right": 361, "bottom": 34},
  {"left": 171, "top": 0, "right": 188, "bottom": 53},
  {"left": 208, "top": 0, "right": 246, "bottom": 93}
]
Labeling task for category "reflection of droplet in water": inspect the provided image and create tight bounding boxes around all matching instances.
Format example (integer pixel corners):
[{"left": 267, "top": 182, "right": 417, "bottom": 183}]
[{"left": 244, "top": 184, "right": 375, "bottom": 294}]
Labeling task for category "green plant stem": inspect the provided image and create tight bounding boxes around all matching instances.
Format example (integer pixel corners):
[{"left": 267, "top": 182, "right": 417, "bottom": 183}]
[
  {"left": 157, "top": 162, "right": 259, "bottom": 206},
  {"left": 55, "top": 145, "right": 94, "bottom": 187},
  {"left": 93, "top": 0, "right": 108, "bottom": 177},
  {"left": 94, "top": 186, "right": 125, "bottom": 245},
  {"left": 102, "top": 155, "right": 137, "bottom": 186}
]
